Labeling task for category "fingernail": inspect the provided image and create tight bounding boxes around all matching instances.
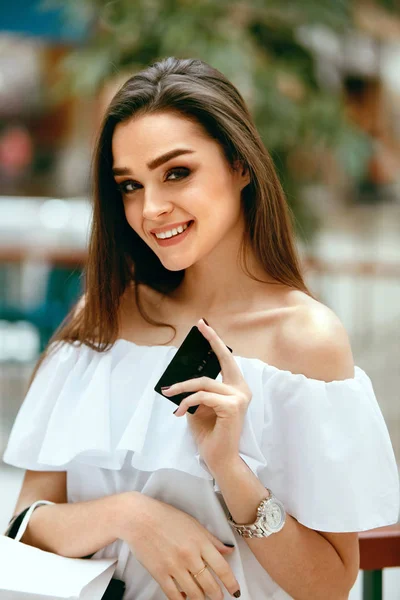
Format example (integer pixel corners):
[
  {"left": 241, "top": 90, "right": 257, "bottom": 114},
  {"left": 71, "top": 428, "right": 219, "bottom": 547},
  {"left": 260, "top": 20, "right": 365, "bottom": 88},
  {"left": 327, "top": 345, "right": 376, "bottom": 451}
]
[
  {"left": 233, "top": 591, "right": 241, "bottom": 598},
  {"left": 224, "top": 543, "right": 235, "bottom": 548},
  {"left": 202, "top": 317, "right": 209, "bottom": 325},
  {"left": 173, "top": 408, "right": 179, "bottom": 414},
  {"left": 161, "top": 386, "right": 171, "bottom": 391}
]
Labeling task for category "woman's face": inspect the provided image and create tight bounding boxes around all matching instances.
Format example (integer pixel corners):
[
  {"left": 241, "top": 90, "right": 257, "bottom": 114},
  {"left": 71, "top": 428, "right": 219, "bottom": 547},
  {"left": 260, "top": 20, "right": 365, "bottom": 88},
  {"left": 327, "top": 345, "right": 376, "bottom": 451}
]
[{"left": 112, "top": 111, "right": 250, "bottom": 272}]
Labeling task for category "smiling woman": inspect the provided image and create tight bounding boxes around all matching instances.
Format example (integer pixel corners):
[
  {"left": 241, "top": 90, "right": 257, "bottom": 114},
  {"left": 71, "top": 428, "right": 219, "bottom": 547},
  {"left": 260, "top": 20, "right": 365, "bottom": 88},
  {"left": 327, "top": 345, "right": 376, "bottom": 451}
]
[
  {"left": 111, "top": 110, "right": 251, "bottom": 275},
  {"left": 2, "top": 57, "right": 399, "bottom": 600}
]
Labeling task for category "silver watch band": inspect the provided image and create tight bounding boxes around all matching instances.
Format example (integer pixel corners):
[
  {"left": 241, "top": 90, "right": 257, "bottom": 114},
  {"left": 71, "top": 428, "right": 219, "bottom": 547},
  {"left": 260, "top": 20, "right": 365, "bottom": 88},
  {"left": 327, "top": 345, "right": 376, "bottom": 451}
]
[
  {"left": 229, "top": 519, "right": 271, "bottom": 538},
  {"left": 227, "top": 489, "right": 285, "bottom": 538}
]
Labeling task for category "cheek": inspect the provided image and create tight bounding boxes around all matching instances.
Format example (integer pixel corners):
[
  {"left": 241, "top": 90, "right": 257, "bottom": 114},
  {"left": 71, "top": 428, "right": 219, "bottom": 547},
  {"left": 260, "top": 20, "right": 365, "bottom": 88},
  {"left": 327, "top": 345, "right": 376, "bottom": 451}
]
[
  {"left": 204, "top": 182, "right": 242, "bottom": 226},
  {"left": 194, "top": 175, "right": 239, "bottom": 216}
]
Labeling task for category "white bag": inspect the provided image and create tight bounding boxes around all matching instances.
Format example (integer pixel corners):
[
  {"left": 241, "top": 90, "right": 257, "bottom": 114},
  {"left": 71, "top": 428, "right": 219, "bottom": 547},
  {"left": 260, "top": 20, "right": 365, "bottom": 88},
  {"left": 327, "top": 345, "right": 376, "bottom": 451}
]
[{"left": 0, "top": 535, "right": 117, "bottom": 599}]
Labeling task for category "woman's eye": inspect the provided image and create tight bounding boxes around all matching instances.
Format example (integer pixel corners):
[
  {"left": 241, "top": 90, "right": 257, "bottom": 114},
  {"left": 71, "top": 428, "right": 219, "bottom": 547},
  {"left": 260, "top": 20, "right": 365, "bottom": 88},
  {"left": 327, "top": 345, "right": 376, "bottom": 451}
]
[
  {"left": 117, "top": 167, "right": 190, "bottom": 195},
  {"left": 118, "top": 180, "right": 140, "bottom": 194},
  {"left": 165, "top": 167, "right": 190, "bottom": 181}
]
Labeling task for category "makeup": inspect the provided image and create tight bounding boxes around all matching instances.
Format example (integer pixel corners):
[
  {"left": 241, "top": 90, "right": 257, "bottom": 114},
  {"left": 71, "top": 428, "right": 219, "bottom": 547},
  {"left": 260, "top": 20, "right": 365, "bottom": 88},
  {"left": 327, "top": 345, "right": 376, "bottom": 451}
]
[{"left": 152, "top": 220, "right": 194, "bottom": 247}]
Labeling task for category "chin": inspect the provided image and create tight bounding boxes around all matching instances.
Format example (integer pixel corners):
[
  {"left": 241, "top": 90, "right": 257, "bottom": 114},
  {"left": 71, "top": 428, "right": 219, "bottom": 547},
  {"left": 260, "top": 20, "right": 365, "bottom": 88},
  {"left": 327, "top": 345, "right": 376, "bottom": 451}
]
[
  {"left": 161, "top": 261, "right": 192, "bottom": 272},
  {"left": 159, "top": 256, "right": 194, "bottom": 272}
]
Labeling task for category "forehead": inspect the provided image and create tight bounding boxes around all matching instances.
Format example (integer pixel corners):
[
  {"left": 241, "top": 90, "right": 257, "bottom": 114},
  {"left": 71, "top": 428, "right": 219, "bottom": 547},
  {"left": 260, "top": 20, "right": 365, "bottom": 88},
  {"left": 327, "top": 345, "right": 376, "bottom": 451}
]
[{"left": 112, "top": 111, "right": 209, "bottom": 159}]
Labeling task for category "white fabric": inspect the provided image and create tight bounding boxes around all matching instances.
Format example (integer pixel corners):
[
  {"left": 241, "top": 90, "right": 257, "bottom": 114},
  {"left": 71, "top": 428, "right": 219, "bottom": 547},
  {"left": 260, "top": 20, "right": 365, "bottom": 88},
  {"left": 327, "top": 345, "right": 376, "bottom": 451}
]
[{"left": 3, "top": 339, "right": 400, "bottom": 600}]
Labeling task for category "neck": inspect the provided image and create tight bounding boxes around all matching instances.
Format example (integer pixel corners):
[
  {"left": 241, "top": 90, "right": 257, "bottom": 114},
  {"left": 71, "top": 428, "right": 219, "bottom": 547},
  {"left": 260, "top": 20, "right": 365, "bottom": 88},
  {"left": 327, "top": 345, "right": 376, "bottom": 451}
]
[{"left": 171, "top": 239, "right": 273, "bottom": 316}]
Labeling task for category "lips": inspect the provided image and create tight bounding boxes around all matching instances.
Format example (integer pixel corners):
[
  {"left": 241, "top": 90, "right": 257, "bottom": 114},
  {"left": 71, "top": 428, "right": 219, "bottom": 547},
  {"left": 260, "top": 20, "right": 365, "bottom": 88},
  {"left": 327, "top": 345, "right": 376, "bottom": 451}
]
[
  {"left": 150, "top": 220, "right": 193, "bottom": 235},
  {"left": 152, "top": 219, "right": 194, "bottom": 246},
  {"left": 150, "top": 220, "right": 193, "bottom": 238}
]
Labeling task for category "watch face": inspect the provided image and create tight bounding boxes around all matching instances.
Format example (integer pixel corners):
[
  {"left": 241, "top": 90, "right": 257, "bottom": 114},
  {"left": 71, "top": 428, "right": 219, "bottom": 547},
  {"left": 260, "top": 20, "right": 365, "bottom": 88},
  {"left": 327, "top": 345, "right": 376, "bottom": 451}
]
[{"left": 263, "top": 500, "right": 285, "bottom": 532}]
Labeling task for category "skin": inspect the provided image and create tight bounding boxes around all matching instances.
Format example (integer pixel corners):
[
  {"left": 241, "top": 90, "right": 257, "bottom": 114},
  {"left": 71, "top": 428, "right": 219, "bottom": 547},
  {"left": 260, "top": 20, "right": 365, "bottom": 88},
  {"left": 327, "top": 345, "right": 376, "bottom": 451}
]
[
  {"left": 112, "top": 110, "right": 273, "bottom": 314},
  {"left": 112, "top": 110, "right": 360, "bottom": 599},
  {"left": 11, "top": 110, "right": 360, "bottom": 600}
]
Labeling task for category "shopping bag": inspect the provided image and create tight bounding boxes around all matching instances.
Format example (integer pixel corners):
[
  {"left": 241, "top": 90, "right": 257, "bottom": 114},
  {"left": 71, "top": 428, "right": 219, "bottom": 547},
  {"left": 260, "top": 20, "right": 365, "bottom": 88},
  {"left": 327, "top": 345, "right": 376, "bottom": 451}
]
[{"left": 0, "top": 535, "right": 117, "bottom": 599}]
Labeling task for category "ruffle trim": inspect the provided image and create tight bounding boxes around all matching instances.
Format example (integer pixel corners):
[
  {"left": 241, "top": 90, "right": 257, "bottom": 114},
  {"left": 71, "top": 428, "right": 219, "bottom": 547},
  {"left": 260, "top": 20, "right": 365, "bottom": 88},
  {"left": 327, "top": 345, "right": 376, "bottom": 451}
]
[
  {"left": 3, "top": 340, "right": 399, "bottom": 532},
  {"left": 3, "top": 342, "right": 266, "bottom": 480}
]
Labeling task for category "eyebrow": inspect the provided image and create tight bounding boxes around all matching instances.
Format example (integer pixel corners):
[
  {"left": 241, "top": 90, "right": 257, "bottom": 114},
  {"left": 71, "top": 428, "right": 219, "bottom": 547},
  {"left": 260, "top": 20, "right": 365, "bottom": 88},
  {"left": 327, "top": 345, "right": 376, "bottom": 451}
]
[{"left": 112, "top": 148, "right": 195, "bottom": 176}]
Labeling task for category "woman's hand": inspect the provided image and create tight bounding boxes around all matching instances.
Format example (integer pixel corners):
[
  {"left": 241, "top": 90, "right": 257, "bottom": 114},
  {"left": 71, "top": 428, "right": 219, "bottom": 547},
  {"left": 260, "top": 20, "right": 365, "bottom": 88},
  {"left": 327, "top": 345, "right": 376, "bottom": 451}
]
[
  {"left": 162, "top": 319, "right": 252, "bottom": 471},
  {"left": 119, "top": 492, "right": 241, "bottom": 600}
]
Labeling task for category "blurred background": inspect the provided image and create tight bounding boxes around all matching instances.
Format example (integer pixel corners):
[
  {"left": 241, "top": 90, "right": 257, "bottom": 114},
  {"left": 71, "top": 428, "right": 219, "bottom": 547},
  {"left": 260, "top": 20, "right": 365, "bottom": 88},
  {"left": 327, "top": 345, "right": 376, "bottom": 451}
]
[{"left": 0, "top": 1, "right": 399, "bottom": 597}]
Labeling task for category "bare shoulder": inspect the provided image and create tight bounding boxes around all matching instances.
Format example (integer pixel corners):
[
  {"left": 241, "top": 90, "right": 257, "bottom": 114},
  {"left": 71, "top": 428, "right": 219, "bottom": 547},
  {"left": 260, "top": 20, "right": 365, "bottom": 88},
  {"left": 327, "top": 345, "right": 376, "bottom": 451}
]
[{"left": 273, "top": 290, "right": 355, "bottom": 382}]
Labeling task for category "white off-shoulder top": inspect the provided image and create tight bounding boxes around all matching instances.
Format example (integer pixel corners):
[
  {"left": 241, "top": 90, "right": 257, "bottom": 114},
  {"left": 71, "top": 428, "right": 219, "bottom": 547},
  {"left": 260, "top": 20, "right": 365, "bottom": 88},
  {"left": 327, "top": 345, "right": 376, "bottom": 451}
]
[{"left": 3, "top": 340, "right": 400, "bottom": 600}]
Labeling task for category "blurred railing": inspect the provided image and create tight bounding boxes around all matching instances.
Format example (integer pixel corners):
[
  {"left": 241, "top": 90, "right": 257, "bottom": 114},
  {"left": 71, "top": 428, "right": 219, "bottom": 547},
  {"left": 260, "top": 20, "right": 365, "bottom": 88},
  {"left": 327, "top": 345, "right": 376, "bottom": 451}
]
[{"left": 359, "top": 524, "right": 400, "bottom": 600}]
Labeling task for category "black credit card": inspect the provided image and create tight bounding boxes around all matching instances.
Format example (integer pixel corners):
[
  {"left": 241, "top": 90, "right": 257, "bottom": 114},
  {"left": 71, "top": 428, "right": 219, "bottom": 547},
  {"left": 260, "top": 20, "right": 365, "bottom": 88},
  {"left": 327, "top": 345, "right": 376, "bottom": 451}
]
[{"left": 154, "top": 324, "right": 232, "bottom": 414}]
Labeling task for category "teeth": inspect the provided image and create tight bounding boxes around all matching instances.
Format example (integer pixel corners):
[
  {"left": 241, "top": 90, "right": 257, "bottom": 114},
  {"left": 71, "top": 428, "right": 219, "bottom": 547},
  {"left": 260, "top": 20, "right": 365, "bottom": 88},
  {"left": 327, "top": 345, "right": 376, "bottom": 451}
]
[{"left": 155, "top": 222, "right": 189, "bottom": 239}]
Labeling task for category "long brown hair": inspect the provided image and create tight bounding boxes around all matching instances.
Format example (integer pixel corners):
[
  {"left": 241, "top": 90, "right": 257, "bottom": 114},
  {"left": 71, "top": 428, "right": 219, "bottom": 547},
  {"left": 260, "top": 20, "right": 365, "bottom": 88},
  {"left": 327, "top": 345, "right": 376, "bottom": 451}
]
[{"left": 30, "top": 56, "right": 314, "bottom": 382}]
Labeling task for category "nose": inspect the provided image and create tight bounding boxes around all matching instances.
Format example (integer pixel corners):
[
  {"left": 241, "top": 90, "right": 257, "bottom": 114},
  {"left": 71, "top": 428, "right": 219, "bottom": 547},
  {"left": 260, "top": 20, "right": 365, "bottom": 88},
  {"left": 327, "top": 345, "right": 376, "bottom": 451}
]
[{"left": 142, "top": 187, "right": 173, "bottom": 220}]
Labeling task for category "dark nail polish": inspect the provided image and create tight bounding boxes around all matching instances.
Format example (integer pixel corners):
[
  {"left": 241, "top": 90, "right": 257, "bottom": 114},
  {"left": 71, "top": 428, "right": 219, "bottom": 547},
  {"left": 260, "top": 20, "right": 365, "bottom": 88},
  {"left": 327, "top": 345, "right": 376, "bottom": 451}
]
[
  {"left": 233, "top": 591, "right": 241, "bottom": 598},
  {"left": 224, "top": 543, "right": 235, "bottom": 547},
  {"left": 202, "top": 317, "right": 209, "bottom": 325},
  {"left": 173, "top": 408, "right": 178, "bottom": 414},
  {"left": 161, "top": 386, "right": 170, "bottom": 391}
]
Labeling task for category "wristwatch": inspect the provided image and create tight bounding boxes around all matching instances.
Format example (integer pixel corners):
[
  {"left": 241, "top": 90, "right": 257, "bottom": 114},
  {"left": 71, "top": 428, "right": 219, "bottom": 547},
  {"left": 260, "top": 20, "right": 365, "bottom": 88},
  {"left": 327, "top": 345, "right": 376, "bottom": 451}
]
[{"left": 227, "top": 489, "right": 286, "bottom": 538}]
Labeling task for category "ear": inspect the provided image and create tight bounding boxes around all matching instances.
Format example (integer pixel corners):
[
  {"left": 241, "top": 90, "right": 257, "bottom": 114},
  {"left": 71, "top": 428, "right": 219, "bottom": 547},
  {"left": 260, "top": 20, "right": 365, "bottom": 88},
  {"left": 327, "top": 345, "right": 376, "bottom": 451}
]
[{"left": 233, "top": 160, "right": 251, "bottom": 188}]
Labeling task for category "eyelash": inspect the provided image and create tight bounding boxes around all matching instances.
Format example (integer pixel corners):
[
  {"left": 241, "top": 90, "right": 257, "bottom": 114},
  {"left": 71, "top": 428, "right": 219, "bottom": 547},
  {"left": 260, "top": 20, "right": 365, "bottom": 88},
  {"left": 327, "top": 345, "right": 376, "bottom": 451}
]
[{"left": 117, "top": 167, "right": 191, "bottom": 194}]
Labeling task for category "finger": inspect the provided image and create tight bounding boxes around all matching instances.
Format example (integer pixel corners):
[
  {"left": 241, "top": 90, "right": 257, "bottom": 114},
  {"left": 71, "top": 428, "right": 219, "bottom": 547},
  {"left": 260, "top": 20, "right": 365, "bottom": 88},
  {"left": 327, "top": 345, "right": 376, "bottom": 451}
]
[
  {"left": 190, "top": 562, "right": 224, "bottom": 600},
  {"left": 173, "top": 391, "right": 234, "bottom": 417},
  {"left": 202, "top": 529, "right": 236, "bottom": 555},
  {"left": 197, "top": 319, "right": 243, "bottom": 385},
  {"left": 162, "top": 375, "right": 231, "bottom": 397},
  {"left": 159, "top": 575, "right": 191, "bottom": 600},
  {"left": 202, "top": 545, "right": 241, "bottom": 598},
  {"left": 174, "top": 570, "right": 206, "bottom": 600},
  {"left": 171, "top": 578, "right": 188, "bottom": 599}
]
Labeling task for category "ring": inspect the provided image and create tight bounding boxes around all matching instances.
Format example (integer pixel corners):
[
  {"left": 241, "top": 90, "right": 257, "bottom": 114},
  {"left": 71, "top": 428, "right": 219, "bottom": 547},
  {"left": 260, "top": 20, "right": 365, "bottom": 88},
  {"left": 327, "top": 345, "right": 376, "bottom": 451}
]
[{"left": 192, "top": 565, "right": 208, "bottom": 579}]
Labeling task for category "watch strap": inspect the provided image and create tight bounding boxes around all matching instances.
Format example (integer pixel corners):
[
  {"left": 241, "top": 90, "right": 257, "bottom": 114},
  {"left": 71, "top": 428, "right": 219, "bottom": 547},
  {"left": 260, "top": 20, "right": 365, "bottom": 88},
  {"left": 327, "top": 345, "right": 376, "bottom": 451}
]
[
  {"left": 227, "top": 489, "right": 285, "bottom": 538},
  {"left": 228, "top": 517, "right": 272, "bottom": 538}
]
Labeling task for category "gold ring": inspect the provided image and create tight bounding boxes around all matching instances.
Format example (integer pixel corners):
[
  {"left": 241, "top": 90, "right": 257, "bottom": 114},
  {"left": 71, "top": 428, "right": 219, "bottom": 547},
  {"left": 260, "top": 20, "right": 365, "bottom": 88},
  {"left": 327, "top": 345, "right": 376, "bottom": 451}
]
[{"left": 192, "top": 565, "right": 208, "bottom": 579}]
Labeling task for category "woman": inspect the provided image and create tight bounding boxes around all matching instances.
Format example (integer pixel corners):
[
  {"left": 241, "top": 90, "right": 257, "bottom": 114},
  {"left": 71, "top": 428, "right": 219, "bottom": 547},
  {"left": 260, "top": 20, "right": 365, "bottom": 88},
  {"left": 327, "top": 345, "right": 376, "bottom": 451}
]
[{"left": 3, "top": 57, "right": 399, "bottom": 600}]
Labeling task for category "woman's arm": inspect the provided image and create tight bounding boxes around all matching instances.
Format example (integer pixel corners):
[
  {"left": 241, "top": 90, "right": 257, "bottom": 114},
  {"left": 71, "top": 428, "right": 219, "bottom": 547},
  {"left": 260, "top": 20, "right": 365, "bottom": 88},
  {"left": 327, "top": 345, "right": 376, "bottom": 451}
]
[
  {"left": 210, "top": 456, "right": 358, "bottom": 600},
  {"left": 208, "top": 306, "right": 360, "bottom": 600},
  {"left": 10, "top": 470, "right": 241, "bottom": 599},
  {"left": 9, "top": 470, "right": 138, "bottom": 558}
]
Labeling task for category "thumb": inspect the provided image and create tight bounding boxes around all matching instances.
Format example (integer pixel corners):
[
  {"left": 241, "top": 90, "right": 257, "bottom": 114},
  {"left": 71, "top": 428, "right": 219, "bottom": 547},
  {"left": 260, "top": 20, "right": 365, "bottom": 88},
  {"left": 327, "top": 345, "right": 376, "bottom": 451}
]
[{"left": 204, "top": 529, "right": 235, "bottom": 554}]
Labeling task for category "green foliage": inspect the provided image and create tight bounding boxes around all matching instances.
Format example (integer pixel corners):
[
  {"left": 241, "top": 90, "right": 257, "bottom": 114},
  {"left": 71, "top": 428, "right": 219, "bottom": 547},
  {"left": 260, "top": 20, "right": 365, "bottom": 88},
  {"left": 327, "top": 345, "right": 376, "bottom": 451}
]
[{"left": 43, "top": 0, "right": 396, "bottom": 237}]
